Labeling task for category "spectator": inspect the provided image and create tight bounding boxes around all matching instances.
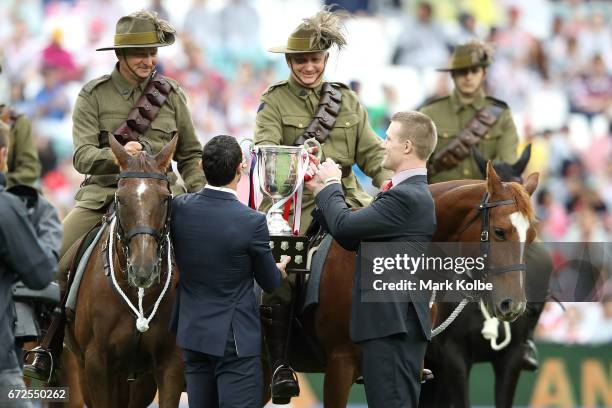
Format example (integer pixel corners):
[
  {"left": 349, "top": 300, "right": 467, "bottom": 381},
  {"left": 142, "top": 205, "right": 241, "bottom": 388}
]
[
  {"left": 392, "top": 2, "right": 449, "bottom": 70},
  {"left": 34, "top": 66, "right": 71, "bottom": 121},
  {"left": 568, "top": 54, "right": 612, "bottom": 121},
  {"left": 41, "top": 27, "right": 80, "bottom": 82}
]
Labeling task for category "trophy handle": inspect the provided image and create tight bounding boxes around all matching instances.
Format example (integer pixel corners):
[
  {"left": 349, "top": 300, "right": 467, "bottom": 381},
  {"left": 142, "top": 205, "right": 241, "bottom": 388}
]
[
  {"left": 240, "top": 137, "right": 254, "bottom": 156},
  {"left": 302, "top": 138, "right": 322, "bottom": 161}
]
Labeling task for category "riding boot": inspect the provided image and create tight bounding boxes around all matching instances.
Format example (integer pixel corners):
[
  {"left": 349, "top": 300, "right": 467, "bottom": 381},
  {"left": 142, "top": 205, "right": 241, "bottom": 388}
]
[
  {"left": 521, "top": 302, "right": 543, "bottom": 371},
  {"left": 23, "top": 311, "right": 65, "bottom": 384},
  {"left": 260, "top": 304, "right": 300, "bottom": 404},
  {"left": 522, "top": 339, "right": 539, "bottom": 371}
]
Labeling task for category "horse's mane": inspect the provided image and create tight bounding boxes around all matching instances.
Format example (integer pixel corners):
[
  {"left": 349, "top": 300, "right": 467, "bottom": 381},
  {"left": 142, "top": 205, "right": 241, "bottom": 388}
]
[
  {"left": 433, "top": 180, "right": 535, "bottom": 223},
  {"left": 507, "top": 182, "right": 535, "bottom": 222}
]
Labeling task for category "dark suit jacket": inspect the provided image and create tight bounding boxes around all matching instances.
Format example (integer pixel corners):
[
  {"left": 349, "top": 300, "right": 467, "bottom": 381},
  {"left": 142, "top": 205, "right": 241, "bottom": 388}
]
[
  {"left": 170, "top": 188, "right": 281, "bottom": 357},
  {"left": 314, "top": 175, "right": 436, "bottom": 342}
]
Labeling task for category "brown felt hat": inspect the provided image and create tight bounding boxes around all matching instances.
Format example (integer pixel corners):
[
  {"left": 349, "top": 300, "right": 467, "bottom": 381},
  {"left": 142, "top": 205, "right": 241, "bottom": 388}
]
[
  {"left": 96, "top": 11, "right": 175, "bottom": 51},
  {"left": 437, "top": 41, "right": 493, "bottom": 72}
]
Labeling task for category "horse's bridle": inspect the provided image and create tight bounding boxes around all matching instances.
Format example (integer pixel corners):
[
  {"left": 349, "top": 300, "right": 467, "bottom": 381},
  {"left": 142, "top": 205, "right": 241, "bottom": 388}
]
[
  {"left": 459, "top": 191, "right": 527, "bottom": 280},
  {"left": 114, "top": 171, "right": 172, "bottom": 264}
]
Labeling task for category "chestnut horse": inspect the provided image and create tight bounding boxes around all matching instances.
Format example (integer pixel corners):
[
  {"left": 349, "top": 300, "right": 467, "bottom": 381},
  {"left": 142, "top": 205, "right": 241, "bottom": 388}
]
[
  {"left": 263, "top": 162, "right": 539, "bottom": 407},
  {"left": 65, "top": 135, "right": 184, "bottom": 407},
  {"left": 419, "top": 145, "right": 553, "bottom": 408}
]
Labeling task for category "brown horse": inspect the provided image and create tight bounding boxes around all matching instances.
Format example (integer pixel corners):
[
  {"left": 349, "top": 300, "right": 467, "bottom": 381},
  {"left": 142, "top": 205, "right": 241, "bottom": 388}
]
[
  {"left": 65, "top": 135, "right": 184, "bottom": 408},
  {"left": 265, "top": 162, "right": 539, "bottom": 407}
]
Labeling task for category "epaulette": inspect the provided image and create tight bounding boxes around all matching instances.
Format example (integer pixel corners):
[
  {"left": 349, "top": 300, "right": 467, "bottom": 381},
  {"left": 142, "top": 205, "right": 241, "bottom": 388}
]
[
  {"left": 417, "top": 95, "right": 450, "bottom": 110},
  {"left": 486, "top": 96, "right": 509, "bottom": 109},
  {"left": 81, "top": 74, "right": 111, "bottom": 94},
  {"left": 262, "top": 80, "right": 288, "bottom": 96},
  {"left": 162, "top": 75, "right": 180, "bottom": 91}
]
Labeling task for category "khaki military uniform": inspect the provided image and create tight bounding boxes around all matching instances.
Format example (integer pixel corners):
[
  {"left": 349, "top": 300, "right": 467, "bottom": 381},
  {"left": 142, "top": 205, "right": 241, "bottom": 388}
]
[
  {"left": 60, "top": 66, "right": 205, "bottom": 267},
  {"left": 3, "top": 109, "right": 41, "bottom": 188},
  {"left": 419, "top": 89, "right": 518, "bottom": 184},
  {"left": 255, "top": 76, "right": 391, "bottom": 234}
]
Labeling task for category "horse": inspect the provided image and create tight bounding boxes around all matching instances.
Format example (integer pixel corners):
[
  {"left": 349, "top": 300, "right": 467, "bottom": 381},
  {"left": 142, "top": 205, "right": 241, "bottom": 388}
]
[
  {"left": 262, "top": 161, "right": 539, "bottom": 407},
  {"left": 64, "top": 135, "right": 184, "bottom": 408},
  {"left": 419, "top": 145, "right": 553, "bottom": 408}
]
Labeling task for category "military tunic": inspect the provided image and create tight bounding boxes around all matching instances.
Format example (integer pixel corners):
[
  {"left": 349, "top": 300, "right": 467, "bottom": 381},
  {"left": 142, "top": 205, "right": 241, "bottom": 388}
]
[
  {"left": 4, "top": 109, "right": 41, "bottom": 188},
  {"left": 73, "top": 66, "right": 204, "bottom": 210},
  {"left": 254, "top": 76, "right": 391, "bottom": 233},
  {"left": 60, "top": 66, "right": 205, "bottom": 268},
  {"left": 419, "top": 89, "right": 518, "bottom": 184}
]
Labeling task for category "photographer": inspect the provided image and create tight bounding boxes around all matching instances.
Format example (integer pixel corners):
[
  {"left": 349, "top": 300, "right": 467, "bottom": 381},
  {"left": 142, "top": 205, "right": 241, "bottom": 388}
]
[{"left": 0, "top": 122, "right": 57, "bottom": 407}]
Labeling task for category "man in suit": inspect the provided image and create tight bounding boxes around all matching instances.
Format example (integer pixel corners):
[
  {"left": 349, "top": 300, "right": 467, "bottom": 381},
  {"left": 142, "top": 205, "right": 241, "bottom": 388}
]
[
  {"left": 305, "top": 111, "right": 438, "bottom": 408},
  {"left": 170, "top": 135, "right": 290, "bottom": 408}
]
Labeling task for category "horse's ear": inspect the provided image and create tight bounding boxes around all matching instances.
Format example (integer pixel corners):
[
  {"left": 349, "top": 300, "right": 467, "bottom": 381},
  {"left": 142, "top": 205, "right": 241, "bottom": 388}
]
[
  {"left": 109, "top": 134, "right": 130, "bottom": 170},
  {"left": 155, "top": 133, "right": 178, "bottom": 171},
  {"left": 486, "top": 161, "right": 503, "bottom": 196},
  {"left": 523, "top": 172, "right": 539, "bottom": 196},
  {"left": 472, "top": 147, "right": 487, "bottom": 179},
  {"left": 512, "top": 143, "right": 532, "bottom": 176}
]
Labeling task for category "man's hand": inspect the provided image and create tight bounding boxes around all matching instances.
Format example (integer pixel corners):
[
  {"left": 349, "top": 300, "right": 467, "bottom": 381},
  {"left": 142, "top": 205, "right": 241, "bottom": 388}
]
[
  {"left": 317, "top": 158, "right": 342, "bottom": 182},
  {"left": 305, "top": 162, "right": 325, "bottom": 193},
  {"left": 125, "top": 141, "right": 143, "bottom": 156},
  {"left": 276, "top": 255, "right": 291, "bottom": 279}
]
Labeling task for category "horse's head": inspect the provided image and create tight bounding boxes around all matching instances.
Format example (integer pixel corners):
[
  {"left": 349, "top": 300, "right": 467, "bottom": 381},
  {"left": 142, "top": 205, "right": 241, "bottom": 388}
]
[
  {"left": 473, "top": 144, "right": 531, "bottom": 183},
  {"left": 479, "top": 161, "right": 538, "bottom": 321},
  {"left": 109, "top": 135, "right": 177, "bottom": 289}
]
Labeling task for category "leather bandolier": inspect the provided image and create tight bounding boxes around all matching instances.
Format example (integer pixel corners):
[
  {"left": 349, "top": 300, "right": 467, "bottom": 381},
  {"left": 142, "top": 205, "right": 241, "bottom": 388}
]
[
  {"left": 24, "top": 73, "right": 174, "bottom": 384},
  {"left": 430, "top": 104, "right": 505, "bottom": 173},
  {"left": 293, "top": 83, "right": 351, "bottom": 178},
  {"left": 98, "top": 72, "right": 173, "bottom": 150}
]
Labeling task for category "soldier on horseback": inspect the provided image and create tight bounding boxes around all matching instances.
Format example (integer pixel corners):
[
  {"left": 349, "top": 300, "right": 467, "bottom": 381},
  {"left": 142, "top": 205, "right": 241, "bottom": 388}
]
[
  {"left": 24, "top": 10, "right": 205, "bottom": 382},
  {"left": 418, "top": 40, "right": 541, "bottom": 372},
  {"left": 254, "top": 9, "right": 392, "bottom": 403}
]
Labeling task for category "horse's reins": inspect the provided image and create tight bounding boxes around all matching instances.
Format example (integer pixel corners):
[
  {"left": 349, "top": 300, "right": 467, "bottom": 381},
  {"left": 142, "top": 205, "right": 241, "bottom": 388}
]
[{"left": 107, "top": 170, "right": 174, "bottom": 333}]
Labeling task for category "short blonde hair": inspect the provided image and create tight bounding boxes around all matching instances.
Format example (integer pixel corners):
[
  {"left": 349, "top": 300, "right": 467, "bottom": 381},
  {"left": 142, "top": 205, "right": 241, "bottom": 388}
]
[{"left": 390, "top": 111, "right": 437, "bottom": 160}]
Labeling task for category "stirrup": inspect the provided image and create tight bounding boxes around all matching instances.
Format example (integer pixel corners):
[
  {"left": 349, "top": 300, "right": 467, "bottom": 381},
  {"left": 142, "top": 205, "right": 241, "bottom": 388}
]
[
  {"left": 23, "top": 347, "right": 55, "bottom": 385},
  {"left": 271, "top": 363, "right": 299, "bottom": 383}
]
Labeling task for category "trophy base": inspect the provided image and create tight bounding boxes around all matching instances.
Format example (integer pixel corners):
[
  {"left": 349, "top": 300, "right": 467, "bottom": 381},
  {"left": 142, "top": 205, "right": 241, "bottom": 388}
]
[
  {"left": 267, "top": 212, "right": 294, "bottom": 236},
  {"left": 269, "top": 235, "right": 310, "bottom": 273}
]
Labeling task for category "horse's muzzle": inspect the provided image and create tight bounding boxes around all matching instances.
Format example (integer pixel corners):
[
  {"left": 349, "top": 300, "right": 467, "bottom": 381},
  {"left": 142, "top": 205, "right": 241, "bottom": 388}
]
[
  {"left": 495, "top": 298, "right": 526, "bottom": 322},
  {"left": 128, "top": 263, "right": 160, "bottom": 289}
]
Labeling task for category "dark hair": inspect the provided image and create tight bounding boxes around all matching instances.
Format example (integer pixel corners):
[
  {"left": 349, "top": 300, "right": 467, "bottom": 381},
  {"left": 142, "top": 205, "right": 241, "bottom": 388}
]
[{"left": 202, "top": 135, "right": 242, "bottom": 186}]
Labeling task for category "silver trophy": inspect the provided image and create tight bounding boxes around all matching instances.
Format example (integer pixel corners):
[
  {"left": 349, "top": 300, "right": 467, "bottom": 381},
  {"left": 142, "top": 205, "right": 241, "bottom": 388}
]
[
  {"left": 257, "top": 145, "right": 305, "bottom": 235},
  {"left": 242, "top": 138, "right": 321, "bottom": 270}
]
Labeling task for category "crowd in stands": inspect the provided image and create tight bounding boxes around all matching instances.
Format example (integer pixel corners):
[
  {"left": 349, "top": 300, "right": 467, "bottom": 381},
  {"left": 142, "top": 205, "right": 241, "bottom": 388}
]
[{"left": 0, "top": 0, "right": 610, "bottom": 344}]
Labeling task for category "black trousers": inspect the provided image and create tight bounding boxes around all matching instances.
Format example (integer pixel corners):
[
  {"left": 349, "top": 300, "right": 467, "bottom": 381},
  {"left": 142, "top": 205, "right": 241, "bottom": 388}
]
[
  {"left": 182, "top": 330, "right": 262, "bottom": 408},
  {"left": 360, "top": 321, "right": 427, "bottom": 408}
]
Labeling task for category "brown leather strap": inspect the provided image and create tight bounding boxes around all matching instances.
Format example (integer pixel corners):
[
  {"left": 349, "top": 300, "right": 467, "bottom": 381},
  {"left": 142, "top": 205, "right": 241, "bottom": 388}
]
[
  {"left": 431, "top": 104, "right": 505, "bottom": 173},
  {"left": 294, "top": 83, "right": 342, "bottom": 146},
  {"left": 107, "top": 72, "right": 173, "bottom": 146}
]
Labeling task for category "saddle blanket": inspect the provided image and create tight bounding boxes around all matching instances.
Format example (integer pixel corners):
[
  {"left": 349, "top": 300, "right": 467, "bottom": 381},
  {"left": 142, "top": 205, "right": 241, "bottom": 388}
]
[{"left": 66, "top": 223, "right": 108, "bottom": 311}]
